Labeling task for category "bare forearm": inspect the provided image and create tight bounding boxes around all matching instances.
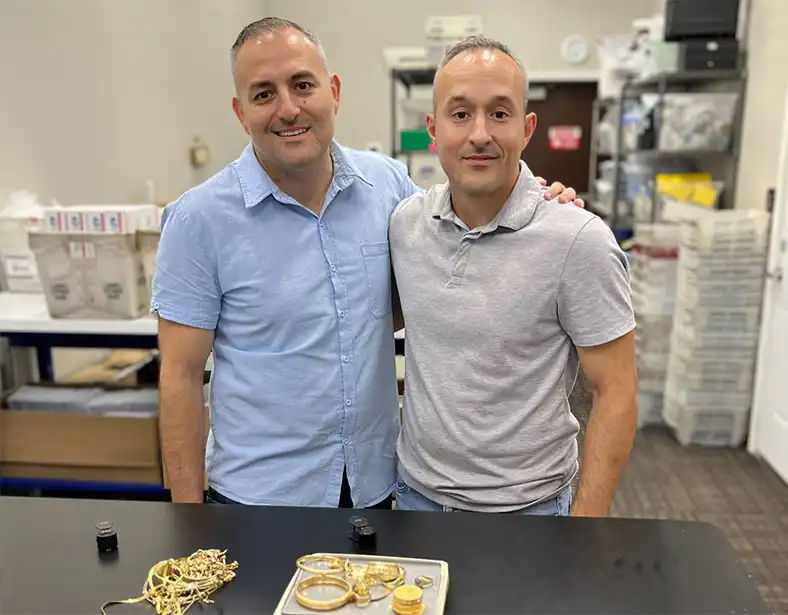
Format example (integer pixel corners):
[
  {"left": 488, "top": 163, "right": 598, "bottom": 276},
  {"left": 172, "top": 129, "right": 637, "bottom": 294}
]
[
  {"left": 572, "top": 391, "right": 637, "bottom": 517},
  {"left": 159, "top": 365, "right": 206, "bottom": 503}
]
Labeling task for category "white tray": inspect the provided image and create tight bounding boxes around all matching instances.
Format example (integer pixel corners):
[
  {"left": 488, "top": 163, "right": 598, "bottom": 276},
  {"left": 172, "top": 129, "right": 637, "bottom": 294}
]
[{"left": 274, "top": 553, "right": 449, "bottom": 615}]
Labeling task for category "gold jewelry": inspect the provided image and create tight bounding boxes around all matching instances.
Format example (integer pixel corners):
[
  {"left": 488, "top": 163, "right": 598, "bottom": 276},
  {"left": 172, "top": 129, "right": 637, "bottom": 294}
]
[
  {"left": 414, "top": 574, "right": 433, "bottom": 589},
  {"left": 354, "top": 588, "right": 371, "bottom": 607},
  {"left": 367, "top": 581, "right": 393, "bottom": 602},
  {"left": 365, "top": 561, "right": 402, "bottom": 582},
  {"left": 100, "top": 549, "right": 238, "bottom": 615},
  {"left": 296, "top": 554, "right": 346, "bottom": 576},
  {"left": 295, "top": 575, "right": 354, "bottom": 611},
  {"left": 392, "top": 584, "right": 425, "bottom": 615}
]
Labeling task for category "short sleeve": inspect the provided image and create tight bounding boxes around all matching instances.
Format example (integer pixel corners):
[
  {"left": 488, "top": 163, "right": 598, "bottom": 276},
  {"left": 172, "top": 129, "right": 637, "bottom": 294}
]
[
  {"left": 150, "top": 200, "right": 221, "bottom": 330},
  {"left": 394, "top": 158, "right": 423, "bottom": 202},
  {"left": 557, "top": 217, "right": 636, "bottom": 347}
]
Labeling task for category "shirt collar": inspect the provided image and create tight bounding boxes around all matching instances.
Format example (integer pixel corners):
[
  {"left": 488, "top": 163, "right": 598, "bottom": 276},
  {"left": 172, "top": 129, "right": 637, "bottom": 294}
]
[
  {"left": 235, "top": 141, "right": 373, "bottom": 209},
  {"left": 431, "top": 160, "right": 541, "bottom": 232}
]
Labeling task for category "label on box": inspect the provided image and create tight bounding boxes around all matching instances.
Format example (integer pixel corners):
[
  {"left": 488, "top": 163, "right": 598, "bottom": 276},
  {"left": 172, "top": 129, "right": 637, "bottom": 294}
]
[
  {"left": 2, "top": 254, "right": 37, "bottom": 279},
  {"left": 45, "top": 211, "right": 64, "bottom": 232},
  {"left": 105, "top": 213, "right": 122, "bottom": 233},
  {"left": 69, "top": 241, "right": 96, "bottom": 259},
  {"left": 85, "top": 212, "right": 106, "bottom": 233},
  {"left": 66, "top": 211, "right": 84, "bottom": 231}
]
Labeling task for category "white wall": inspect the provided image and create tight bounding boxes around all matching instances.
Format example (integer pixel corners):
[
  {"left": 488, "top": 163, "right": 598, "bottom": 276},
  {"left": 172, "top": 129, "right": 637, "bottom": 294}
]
[
  {"left": 266, "top": 0, "right": 659, "bottom": 153},
  {"left": 0, "top": 0, "right": 266, "bottom": 206},
  {"left": 735, "top": 0, "right": 788, "bottom": 209}
]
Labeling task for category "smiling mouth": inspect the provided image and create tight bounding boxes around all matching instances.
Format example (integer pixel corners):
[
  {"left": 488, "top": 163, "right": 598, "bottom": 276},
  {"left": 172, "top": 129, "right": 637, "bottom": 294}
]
[
  {"left": 464, "top": 155, "right": 498, "bottom": 162},
  {"left": 274, "top": 127, "right": 310, "bottom": 138}
]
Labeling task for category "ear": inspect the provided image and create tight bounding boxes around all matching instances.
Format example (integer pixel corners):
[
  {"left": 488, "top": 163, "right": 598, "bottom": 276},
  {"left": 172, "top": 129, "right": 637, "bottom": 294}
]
[
  {"left": 232, "top": 97, "right": 251, "bottom": 136},
  {"left": 523, "top": 112, "right": 537, "bottom": 149},
  {"left": 426, "top": 113, "right": 436, "bottom": 141},
  {"left": 330, "top": 74, "right": 341, "bottom": 114}
]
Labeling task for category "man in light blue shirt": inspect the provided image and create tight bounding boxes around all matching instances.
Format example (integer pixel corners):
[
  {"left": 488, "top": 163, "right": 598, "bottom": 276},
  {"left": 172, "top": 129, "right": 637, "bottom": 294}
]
[{"left": 152, "top": 17, "right": 581, "bottom": 507}]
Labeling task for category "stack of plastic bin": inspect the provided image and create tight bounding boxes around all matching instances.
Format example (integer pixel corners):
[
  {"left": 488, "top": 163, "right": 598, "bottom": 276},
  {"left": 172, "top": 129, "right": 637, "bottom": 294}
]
[
  {"left": 664, "top": 210, "right": 771, "bottom": 446},
  {"left": 630, "top": 224, "right": 680, "bottom": 427}
]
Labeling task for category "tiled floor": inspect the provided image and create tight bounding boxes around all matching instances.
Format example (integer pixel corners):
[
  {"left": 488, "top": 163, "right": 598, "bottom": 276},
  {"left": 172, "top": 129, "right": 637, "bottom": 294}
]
[{"left": 571, "top": 375, "right": 788, "bottom": 614}]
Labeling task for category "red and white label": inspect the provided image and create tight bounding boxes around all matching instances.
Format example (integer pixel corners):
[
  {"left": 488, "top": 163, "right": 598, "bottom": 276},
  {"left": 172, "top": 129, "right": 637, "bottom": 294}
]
[{"left": 548, "top": 125, "right": 582, "bottom": 151}]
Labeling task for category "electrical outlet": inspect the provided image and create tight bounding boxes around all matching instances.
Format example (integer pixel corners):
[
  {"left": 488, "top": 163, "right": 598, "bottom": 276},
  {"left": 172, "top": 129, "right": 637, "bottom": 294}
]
[{"left": 366, "top": 142, "right": 382, "bottom": 153}]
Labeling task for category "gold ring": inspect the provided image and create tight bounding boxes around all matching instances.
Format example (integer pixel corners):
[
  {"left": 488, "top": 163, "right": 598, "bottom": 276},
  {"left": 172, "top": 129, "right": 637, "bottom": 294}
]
[
  {"left": 384, "top": 565, "right": 406, "bottom": 589},
  {"left": 296, "top": 554, "right": 346, "bottom": 576},
  {"left": 367, "top": 581, "right": 392, "bottom": 602},
  {"left": 295, "top": 575, "right": 354, "bottom": 611}
]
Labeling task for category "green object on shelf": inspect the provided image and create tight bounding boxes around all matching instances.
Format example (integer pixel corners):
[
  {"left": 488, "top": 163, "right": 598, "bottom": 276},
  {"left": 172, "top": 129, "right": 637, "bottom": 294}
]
[{"left": 400, "top": 130, "right": 432, "bottom": 152}]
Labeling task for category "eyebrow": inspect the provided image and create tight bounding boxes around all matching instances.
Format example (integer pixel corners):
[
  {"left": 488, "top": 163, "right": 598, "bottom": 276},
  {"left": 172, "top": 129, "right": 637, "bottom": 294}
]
[
  {"left": 248, "top": 71, "right": 319, "bottom": 91},
  {"left": 446, "top": 94, "right": 516, "bottom": 107}
]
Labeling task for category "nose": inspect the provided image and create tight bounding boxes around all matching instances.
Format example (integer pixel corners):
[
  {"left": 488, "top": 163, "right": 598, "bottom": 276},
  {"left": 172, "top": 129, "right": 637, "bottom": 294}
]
[
  {"left": 469, "top": 115, "right": 492, "bottom": 148},
  {"left": 277, "top": 90, "right": 300, "bottom": 121}
]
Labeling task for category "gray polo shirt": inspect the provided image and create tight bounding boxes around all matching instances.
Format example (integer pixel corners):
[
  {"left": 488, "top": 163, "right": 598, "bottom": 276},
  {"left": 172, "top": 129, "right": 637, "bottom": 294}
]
[{"left": 389, "top": 161, "right": 635, "bottom": 512}]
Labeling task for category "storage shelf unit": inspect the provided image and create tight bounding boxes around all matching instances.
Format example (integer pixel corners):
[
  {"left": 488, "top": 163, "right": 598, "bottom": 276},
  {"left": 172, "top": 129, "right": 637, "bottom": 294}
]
[
  {"left": 588, "top": 65, "right": 747, "bottom": 237},
  {"left": 389, "top": 68, "right": 437, "bottom": 168}
]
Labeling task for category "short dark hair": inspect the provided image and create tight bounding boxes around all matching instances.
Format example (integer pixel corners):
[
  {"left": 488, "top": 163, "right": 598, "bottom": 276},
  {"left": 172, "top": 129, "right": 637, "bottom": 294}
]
[
  {"left": 230, "top": 17, "right": 329, "bottom": 74},
  {"left": 434, "top": 36, "right": 529, "bottom": 109}
]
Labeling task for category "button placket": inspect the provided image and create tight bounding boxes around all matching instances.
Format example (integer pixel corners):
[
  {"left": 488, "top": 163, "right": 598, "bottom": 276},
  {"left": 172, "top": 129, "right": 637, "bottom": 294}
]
[
  {"left": 448, "top": 235, "right": 474, "bottom": 284},
  {"left": 318, "top": 217, "right": 355, "bottom": 442}
]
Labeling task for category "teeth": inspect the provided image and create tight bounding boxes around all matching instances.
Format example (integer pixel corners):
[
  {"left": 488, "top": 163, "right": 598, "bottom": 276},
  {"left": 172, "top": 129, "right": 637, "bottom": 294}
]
[{"left": 278, "top": 128, "right": 308, "bottom": 137}]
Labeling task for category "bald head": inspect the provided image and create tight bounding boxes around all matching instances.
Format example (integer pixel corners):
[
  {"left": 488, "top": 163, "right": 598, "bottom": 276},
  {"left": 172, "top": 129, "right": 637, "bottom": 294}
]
[{"left": 433, "top": 36, "right": 529, "bottom": 111}]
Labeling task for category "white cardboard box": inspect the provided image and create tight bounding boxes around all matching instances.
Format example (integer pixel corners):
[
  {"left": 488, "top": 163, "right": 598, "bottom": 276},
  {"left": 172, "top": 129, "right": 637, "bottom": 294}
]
[
  {"left": 43, "top": 204, "right": 158, "bottom": 234},
  {"left": 28, "top": 231, "right": 149, "bottom": 319}
]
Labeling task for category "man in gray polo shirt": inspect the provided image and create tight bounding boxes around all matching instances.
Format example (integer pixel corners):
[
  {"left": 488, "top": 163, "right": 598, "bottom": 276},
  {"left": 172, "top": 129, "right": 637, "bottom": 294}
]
[{"left": 390, "top": 37, "right": 638, "bottom": 517}]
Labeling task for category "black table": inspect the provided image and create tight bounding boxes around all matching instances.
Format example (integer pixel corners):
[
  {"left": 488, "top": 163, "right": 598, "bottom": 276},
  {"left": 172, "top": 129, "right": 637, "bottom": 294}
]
[{"left": 0, "top": 496, "right": 769, "bottom": 614}]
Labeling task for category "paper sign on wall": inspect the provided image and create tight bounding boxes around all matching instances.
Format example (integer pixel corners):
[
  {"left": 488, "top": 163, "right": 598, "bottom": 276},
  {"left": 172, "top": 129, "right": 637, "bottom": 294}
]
[{"left": 548, "top": 125, "right": 582, "bottom": 150}]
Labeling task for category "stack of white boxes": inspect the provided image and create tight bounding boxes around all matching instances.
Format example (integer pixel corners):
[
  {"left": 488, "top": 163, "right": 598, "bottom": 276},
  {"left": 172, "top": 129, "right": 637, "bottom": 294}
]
[
  {"left": 629, "top": 224, "right": 681, "bottom": 427},
  {"left": 664, "top": 210, "right": 771, "bottom": 446},
  {"left": 29, "top": 204, "right": 159, "bottom": 320},
  {"left": 424, "top": 15, "right": 483, "bottom": 65}
]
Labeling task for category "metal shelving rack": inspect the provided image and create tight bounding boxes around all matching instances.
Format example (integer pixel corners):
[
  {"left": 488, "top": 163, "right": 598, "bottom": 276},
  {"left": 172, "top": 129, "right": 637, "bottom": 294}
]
[
  {"left": 588, "top": 63, "right": 747, "bottom": 237},
  {"left": 389, "top": 68, "right": 436, "bottom": 171}
]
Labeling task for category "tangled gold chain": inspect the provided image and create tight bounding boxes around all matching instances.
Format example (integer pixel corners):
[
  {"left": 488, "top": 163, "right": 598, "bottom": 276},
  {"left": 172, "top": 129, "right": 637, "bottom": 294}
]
[{"left": 101, "top": 549, "right": 239, "bottom": 615}]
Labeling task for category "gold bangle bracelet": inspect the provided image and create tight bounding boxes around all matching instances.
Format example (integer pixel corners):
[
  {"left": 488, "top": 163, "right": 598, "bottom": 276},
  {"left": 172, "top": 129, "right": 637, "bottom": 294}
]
[
  {"left": 296, "top": 554, "right": 346, "bottom": 576},
  {"left": 295, "top": 575, "right": 354, "bottom": 611}
]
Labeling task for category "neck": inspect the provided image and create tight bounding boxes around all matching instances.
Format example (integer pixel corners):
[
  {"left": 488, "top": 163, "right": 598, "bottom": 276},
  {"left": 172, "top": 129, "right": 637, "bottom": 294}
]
[
  {"left": 451, "top": 166, "right": 521, "bottom": 229},
  {"left": 255, "top": 146, "right": 334, "bottom": 214}
]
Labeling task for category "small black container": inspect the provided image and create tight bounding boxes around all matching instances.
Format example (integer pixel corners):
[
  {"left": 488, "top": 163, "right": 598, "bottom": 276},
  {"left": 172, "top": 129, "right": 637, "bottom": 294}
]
[{"left": 95, "top": 521, "right": 118, "bottom": 552}]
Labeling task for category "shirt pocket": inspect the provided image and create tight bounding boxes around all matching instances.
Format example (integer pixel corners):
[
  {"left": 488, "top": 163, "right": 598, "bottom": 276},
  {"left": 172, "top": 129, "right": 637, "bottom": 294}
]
[{"left": 360, "top": 242, "right": 392, "bottom": 319}]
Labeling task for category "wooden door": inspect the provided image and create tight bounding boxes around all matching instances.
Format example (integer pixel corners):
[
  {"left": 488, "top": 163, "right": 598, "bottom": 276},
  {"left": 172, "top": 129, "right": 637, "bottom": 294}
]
[{"left": 523, "top": 82, "right": 597, "bottom": 195}]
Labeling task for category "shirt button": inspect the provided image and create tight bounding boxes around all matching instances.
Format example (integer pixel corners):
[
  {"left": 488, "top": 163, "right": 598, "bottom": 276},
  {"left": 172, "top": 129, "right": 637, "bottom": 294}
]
[
  {"left": 319, "top": 221, "right": 324, "bottom": 227},
  {"left": 342, "top": 355, "right": 349, "bottom": 363},
  {"left": 343, "top": 439, "right": 349, "bottom": 445},
  {"left": 346, "top": 399, "right": 352, "bottom": 406},
  {"left": 331, "top": 265, "right": 337, "bottom": 272},
  {"left": 339, "top": 310, "right": 346, "bottom": 318}
]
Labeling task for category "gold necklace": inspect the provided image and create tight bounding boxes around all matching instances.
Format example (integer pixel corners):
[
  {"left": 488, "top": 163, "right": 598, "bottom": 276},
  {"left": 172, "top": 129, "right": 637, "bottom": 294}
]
[{"left": 101, "top": 549, "right": 239, "bottom": 615}]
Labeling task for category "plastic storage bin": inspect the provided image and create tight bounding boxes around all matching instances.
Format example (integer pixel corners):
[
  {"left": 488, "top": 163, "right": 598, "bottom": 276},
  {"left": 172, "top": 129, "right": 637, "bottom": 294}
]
[
  {"left": 679, "top": 212, "right": 770, "bottom": 256},
  {"left": 657, "top": 93, "right": 739, "bottom": 152}
]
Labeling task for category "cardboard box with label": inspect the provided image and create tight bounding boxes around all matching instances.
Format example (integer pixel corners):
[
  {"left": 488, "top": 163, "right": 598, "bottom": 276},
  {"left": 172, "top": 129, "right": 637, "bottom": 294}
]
[{"left": 29, "top": 231, "right": 150, "bottom": 319}]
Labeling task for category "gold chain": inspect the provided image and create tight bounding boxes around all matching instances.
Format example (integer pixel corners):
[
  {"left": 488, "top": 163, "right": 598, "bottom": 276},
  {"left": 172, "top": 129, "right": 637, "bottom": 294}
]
[{"left": 101, "top": 549, "right": 239, "bottom": 615}]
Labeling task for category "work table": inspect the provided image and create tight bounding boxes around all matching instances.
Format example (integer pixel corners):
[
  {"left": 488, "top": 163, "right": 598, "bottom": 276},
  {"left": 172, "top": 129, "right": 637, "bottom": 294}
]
[{"left": 0, "top": 496, "right": 769, "bottom": 614}]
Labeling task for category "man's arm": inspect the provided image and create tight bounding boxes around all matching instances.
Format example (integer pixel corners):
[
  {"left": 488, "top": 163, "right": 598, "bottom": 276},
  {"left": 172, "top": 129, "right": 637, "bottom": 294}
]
[
  {"left": 158, "top": 319, "right": 214, "bottom": 503},
  {"left": 151, "top": 200, "right": 222, "bottom": 503},
  {"left": 571, "top": 331, "right": 638, "bottom": 517},
  {"left": 556, "top": 216, "right": 637, "bottom": 516}
]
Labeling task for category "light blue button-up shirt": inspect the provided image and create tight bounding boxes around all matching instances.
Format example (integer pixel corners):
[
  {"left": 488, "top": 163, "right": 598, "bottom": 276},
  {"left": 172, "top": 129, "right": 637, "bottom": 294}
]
[{"left": 152, "top": 142, "right": 418, "bottom": 506}]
